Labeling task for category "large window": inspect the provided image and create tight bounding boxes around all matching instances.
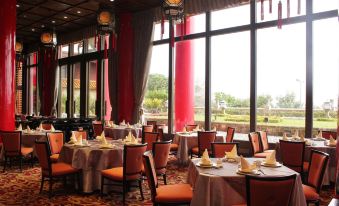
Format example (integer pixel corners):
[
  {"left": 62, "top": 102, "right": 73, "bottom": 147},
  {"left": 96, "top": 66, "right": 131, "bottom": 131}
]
[
  {"left": 27, "top": 52, "right": 38, "bottom": 116},
  {"left": 59, "top": 65, "right": 67, "bottom": 118},
  {"left": 211, "top": 31, "right": 250, "bottom": 133},
  {"left": 73, "top": 62, "right": 81, "bottom": 117},
  {"left": 88, "top": 60, "right": 97, "bottom": 117},
  {"left": 313, "top": 18, "right": 339, "bottom": 134}
]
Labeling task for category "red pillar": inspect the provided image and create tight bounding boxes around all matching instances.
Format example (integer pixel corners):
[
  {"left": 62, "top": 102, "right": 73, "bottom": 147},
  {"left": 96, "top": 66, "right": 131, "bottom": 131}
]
[
  {"left": 117, "top": 13, "right": 134, "bottom": 123},
  {"left": 0, "top": 0, "right": 16, "bottom": 131},
  {"left": 175, "top": 17, "right": 195, "bottom": 131}
]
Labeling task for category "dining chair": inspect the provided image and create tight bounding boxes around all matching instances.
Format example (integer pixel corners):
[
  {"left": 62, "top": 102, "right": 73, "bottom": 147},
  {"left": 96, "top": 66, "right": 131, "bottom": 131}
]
[
  {"left": 46, "top": 131, "right": 65, "bottom": 163},
  {"left": 190, "top": 131, "right": 216, "bottom": 158},
  {"left": 35, "top": 141, "right": 81, "bottom": 198},
  {"left": 320, "top": 130, "right": 337, "bottom": 140},
  {"left": 226, "top": 127, "right": 235, "bottom": 142},
  {"left": 143, "top": 151, "right": 193, "bottom": 205},
  {"left": 147, "top": 120, "right": 157, "bottom": 132},
  {"left": 185, "top": 124, "right": 198, "bottom": 132},
  {"left": 142, "top": 125, "right": 154, "bottom": 143},
  {"left": 1, "top": 130, "right": 34, "bottom": 172},
  {"left": 258, "top": 131, "right": 274, "bottom": 154},
  {"left": 41, "top": 122, "right": 52, "bottom": 130},
  {"left": 211, "top": 142, "right": 239, "bottom": 158},
  {"left": 142, "top": 132, "right": 159, "bottom": 151},
  {"left": 279, "top": 140, "right": 308, "bottom": 175},
  {"left": 152, "top": 141, "right": 171, "bottom": 185},
  {"left": 245, "top": 174, "right": 297, "bottom": 206},
  {"left": 157, "top": 127, "right": 178, "bottom": 154},
  {"left": 92, "top": 122, "right": 103, "bottom": 137},
  {"left": 155, "top": 124, "right": 166, "bottom": 133},
  {"left": 248, "top": 132, "right": 269, "bottom": 158},
  {"left": 101, "top": 144, "right": 147, "bottom": 204},
  {"left": 302, "top": 150, "right": 329, "bottom": 206},
  {"left": 72, "top": 130, "right": 88, "bottom": 140}
]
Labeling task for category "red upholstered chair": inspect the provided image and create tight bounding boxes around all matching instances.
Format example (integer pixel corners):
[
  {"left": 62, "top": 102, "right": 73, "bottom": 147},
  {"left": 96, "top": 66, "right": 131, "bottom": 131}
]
[
  {"left": 258, "top": 131, "right": 274, "bottom": 153},
  {"left": 47, "top": 132, "right": 64, "bottom": 163},
  {"left": 147, "top": 120, "right": 157, "bottom": 132},
  {"left": 142, "top": 125, "right": 154, "bottom": 137},
  {"left": 142, "top": 132, "right": 159, "bottom": 151},
  {"left": 211, "top": 142, "right": 239, "bottom": 158},
  {"left": 191, "top": 131, "right": 216, "bottom": 158},
  {"left": 152, "top": 141, "right": 171, "bottom": 184},
  {"left": 1, "top": 131, "right": 34, "bottom": 172},
  {"left": 155, "top": 124, "right": 166, "bottom": 133},
  {"left": 248, "top": 132, "right": 269, "bottom": 158},
  {"left": 279, "top": 140, "right": 308, "bottom": 174},
  {"left": 72, "top": 130, "right": 88, "bottom": 140},
  {"left": 245, "top": 174, "right": 297, "bottom": 206},
  {"left": 185, "top": 124, "right": 198, "bottom": 132},
  {"left": 321, "top": 130, "right": 337, "bottom": 140},
  {"left": 226, "top": 127, "right": 235, "bottom": 142},
  {"left": 303, "top": 150, "right": 329, "bottom": 206},
  {"left": 143, "top": 151, "right": 193, "bottom": 205},
  {"left": 92, "top": 122, "right": 103, "bottom": 137},
  {"left": 41, "top": 123, "right": 52, "bottom": 130},
  {"left": 101, "top": 144, "right": 147, "bottom": 204},
  {"left": 35, "top": 141, "right": 81, "bottom": 198}
]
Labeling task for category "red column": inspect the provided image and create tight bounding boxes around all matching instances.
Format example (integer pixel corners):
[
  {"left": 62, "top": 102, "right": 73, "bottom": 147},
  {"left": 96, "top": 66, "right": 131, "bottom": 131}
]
[
  {"left": 117, "top": 13, "right": 134, "bottom": 123},
  {"left": 0, "top": 0, "right": 16, "bottom": 131},
  {"left": 175, "top": 17, "right": 195, "bottom": 131}
]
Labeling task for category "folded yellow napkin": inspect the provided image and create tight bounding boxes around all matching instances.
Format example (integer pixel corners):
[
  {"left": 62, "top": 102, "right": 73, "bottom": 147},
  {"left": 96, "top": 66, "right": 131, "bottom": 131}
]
[
  {"left": 240, "top": 156, "right": 257, "bottom": 173},
  {"left": 125, "top": 131, "right": 132, "bottom": 142},
  {"left": 329, "top": 136, "right": 336, "bottom": 146},
  {"left": 27, "top": 126, "right": 31, "bottom": 132},
  {"left": 101, "top": 135, "right": 107, "bottom": 145},
  {"left": 264, "top": 150, "right": 277, "bottom": 165},
  {"left": 300, "top": 135, "right": 305, "bottom": 142},
  {"left": 182, "top": 127, "right": 187, "bottom": 132},
  {"left": 51, "top": 125, "right": 55, "bottom": 132},
  {"left": 318, "top": 131, "right": 323, "bottom": 138},
  {"left": 17, "top": 124, "right": 22, "bottom": 131},
  {"left": 282, "top": 132, "right": 288, "bottom": 140},
  {"left": 70, "top": 132, "right": 77, "bottom": 143},
  {"left": 212, "top": 126, "right": 217, "bottom": 131},
  {"left": 200, "top": 149, "right": 212, "bottom": 165},
  {"left": 130, "top": 134, "right": 138, "bottom": 144},
  {"left": 292, "top": 130, "right": 299, "bottom": 138},
  {"left": 39, "top": 123, "right": 43, "bottom": 130},
  {"left": 225, "top": 145, "right": 238, "bottom": 159},
  {"left": 193, "top": 125, "right": 200, "bottom": 132},
  {"left": 120, "top": 120, "right": 126, "bottom": 126}
]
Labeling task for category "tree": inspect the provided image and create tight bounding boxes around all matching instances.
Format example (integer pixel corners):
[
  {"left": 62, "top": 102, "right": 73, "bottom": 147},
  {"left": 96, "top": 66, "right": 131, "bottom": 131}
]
[
  {"left": 147, "top": 74, "right": 168, "bottom": 91},
  {"left": 276, "top": 92, "right": 301, "bottom": 108},
  {"left": 257, "top": 94, "right": 273, "bottom": 108}
]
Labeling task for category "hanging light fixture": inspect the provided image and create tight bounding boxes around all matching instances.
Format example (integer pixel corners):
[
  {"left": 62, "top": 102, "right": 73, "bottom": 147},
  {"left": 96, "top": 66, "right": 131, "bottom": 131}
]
[
  {"left": 97, "top": 7, "right": 115, "bottom": 35},
  {"left": 163, "top": 0, "right": 184, "bottom": 22},
  {"left": 40, "top": 29, "right": 57, "bottom": 47},
  {"left": 15, "top": 41, "right": 23, "bottom": 54}
]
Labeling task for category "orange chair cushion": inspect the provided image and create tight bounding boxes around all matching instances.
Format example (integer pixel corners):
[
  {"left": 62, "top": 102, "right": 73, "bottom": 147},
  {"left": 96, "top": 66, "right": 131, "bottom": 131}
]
[
  {"left": 191, "top": 147, "right": 199, "bottom": 155},
  {"left": 254, "top": 152, "right": 269, "bottom": 158},
  {"left": 155, "top": 184, "right": 193, "bottom": 203},
  {"left": 50, "top": 154, "right": 59, "bottom": 163},
  {"left": 303, "top": 162, "right": 309, "bottom": 172},
  {"left": 302, "top": 184, "right": 319, "bottom": 201},
  {"left": 50, "top": 162, "right": 79, "bottom": 176},
  {"left": 101, "top": 167, "right": 140, "bottom": 181},
  {"left": 21, "top": 147, "right": 33, "bottom": 156},
  {"left": 170, "top": 143, "right": 178, "bottom": 151}
]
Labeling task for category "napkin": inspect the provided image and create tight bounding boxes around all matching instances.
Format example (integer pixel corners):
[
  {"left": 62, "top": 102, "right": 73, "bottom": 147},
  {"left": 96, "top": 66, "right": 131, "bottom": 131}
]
[
  {"left": 17, "top": 124, "right": 22, "bottom": 131},
  {"left": 125, "top": 131, "right": 132, "bottom": 142},
  {"left": 27, "top": 126, "right": 31, "bottom": 133},
  {"left": 200, "top": 149, "right": 212, "bottom": 165},
  {"left": 106, "top": 121, "right": 112, "bottom": 127},
  {"left": 300, "top": 134, "right": 305, "bottom": 142},
  {"left": 201, "top": 127, "right": 205, "bottom": 131},
  {"left": 101, "top": 135, "right": 108, "bottom": 145},
  {"left": 182, "top": 127, "right": 187, "bottom": 132},
  {"left": 51, "top": 125, "right": 55, "bottom": 132},
  {"left": 39, "top": 123, "right": 43, "bottom": 130},
  {"left": 120, "top": 120, "right": 126, "bottom": 126},
  {"left": 329, "top": 135, "right": 336, "bottom": 146},
  {"left": 264, "top": 150, "right": 277, "bottom": 165},
  {"left": 130, "top": 134, "right": 138, "bottom": 144},
  {"left": 70, "top": 132, "right": 77, "bottom": 143},
  {"left": 212, "top": 126, "right": 217, "bottom": 131},
  {"left": 282, "top": 132, "right": 288, "bottom": 140},
  {"left": 193, "top": 125, "right": 200, "bottom": 132},
  {"left": 225, "top": 145, "right": 238, "bottom": 159},
  {"left": 318, "top": 130, "right": 323, "bottom": 138},
  {"left": 240, "top": 156, "right": 257, "bottom": 173},
  {"left": 127, "top": 123, "right": 131, "bottom": 128},
  {"left": 77, "top": 135, "right": 83, "bottom": 143},
  {"left": 292, "top": 130, "right": 299, "bottom": 138}
]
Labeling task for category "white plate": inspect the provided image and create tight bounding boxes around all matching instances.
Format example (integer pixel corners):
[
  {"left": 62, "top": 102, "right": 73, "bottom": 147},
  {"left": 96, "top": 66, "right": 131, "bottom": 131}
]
[
  {"left": 261, "top": 162, "right": 282, "bottom": 168},
  {"left": 196, "top": 162, "right": 216, "bottom": 168},
  {"left": 236, "top": 169, "right": 260, "bottom": 175}
]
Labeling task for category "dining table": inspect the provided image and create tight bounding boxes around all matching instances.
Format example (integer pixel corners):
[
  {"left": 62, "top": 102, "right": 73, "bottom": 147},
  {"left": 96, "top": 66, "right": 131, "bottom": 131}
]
[
  {"left": 58, "top": 139, "right": 125, "bottom": 193},
  {"left": 104, "top": 125, "right": 142, "bottom": 140},
  {"left": 173, "top": 131, "right": 226, "bottom": 165},
  {"left": 187, "top": 158, "right": 307, "bottom": 206}
]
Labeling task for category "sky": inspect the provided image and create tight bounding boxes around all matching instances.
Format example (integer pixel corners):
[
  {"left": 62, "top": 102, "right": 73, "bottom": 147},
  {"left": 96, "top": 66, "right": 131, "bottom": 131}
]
[{"left": 149, "top": 1, "right": 339, "bottom": 108}]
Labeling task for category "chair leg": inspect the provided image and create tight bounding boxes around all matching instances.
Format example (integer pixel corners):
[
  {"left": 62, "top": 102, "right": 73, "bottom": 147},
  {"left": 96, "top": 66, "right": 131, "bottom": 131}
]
[
  {"left": 9, "top": 157, "right": 12, "bottom": 168},
  {"left": 123, "top": 182, "right": 126, "bottom": 205},
  {"left": 163, "top": 174, "right": 167, "bottom": 185},
  {"left": 40, "top": 176, "right": 45, "bottom": 194},
  {"left": 77, "top": 172, "right": 81, "bottom": 192},
  {"left": 3, "top": 156, "right": 7, "bottom": 172},
  {"left": 49, "top": 177, "right": 53, "bottom": 199},
  {"left": 31, "top": 153, "right": 34, "bottom": 167},
  {"left": 20, "top": 156, "right": 22, "bottom": 172},
  {"left": 138, "top": 179, "right": 144, "bottom": 200},
  {"left": 100, "top": 176, "right": 104, "bottom": 195}
]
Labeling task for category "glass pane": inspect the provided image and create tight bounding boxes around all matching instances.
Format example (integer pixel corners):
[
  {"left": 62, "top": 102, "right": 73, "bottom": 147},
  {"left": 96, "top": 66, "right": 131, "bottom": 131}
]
[
  {"left": 256, "top": 0, "right": 306, "bottom": 23},
  {"left": 313, "top": 0, "right": 338, "bottom": 13},
  {"left": 154, "top": 22, "right": 169, "bottom": 41},
  {"left": 211, "top": 4, "right": 250, "bottom": 30},
  {"left": 72, "top": 42, "right": 83, "bottom": 56},
  {"left": 15, "top": 61, "right": 23, "bottom": 114},
  {"left": 73, "top": 63, "right": 81, "bottom": 117},
  {"left": 59, "top": 45, "right": 69, "bottom": 58},
  {"left": 174, "top": 38, "right": 205, "bottom": 131},
  {"left": 87, "top": 37, "right": 97, "bottom": 53},
  {"left": 257, "top": 23, "right": 306, "bottom": 137},
  {"left": 28, "top": 52, "right": 37, "bottom": 65},
  {"left": 60, "top": 65, "right": 67, "bottom": 118},
  {"left": 104, "top": 58, "right": 112, "bottom": 120},
  {"left": 313, "top": 18, "right": 339, "bottom": 135},
  {"left": 174, "top": 14, "right": 206, "bottom": 37},
  {"left": 29, "top": 67, "right": 38, "bottom": 116},
  {"left": 88, "top": 60, "right": 97, "bottom": 117},
  {"left": 211, "top": 31, "right": 250, "bottom": 134},
  {"left": 144, "top": 44, "right": 169, "bottom": 125}
]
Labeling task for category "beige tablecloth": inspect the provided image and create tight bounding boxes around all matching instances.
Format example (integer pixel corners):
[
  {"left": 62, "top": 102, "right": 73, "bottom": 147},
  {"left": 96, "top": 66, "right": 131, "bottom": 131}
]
[
  {"left": 104, "top": 126, "right": 142, "bottom": 140},
  {"left": 187, "top": 158, "right": 307, "bottom": 206},
  {"left": 58, "top": 140, "right": 124, "bottom": 193},
  {"left": 173, "top": 132, "right": 226, "bottom": 165}
]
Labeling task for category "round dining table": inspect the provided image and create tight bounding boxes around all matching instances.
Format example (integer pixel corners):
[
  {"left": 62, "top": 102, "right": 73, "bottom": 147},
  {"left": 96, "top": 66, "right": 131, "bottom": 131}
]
[
  {"left": 104, "top": 126, "right": 142, "bottom": 140},
  {"left": 187, "top": 158, "right": 306, "bottom": 206},
  {"left": 58, "top": 140, "right": 124, "bottom": 193}
]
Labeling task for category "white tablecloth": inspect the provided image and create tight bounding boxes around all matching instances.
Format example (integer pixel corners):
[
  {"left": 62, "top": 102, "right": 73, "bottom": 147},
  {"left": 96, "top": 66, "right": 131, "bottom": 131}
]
[{"left": 104, "top": 126, "right": 142, "bottom": 140}]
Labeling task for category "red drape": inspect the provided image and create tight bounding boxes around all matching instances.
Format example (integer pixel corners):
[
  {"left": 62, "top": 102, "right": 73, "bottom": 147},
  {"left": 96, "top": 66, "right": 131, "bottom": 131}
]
[{"left": 117, "top": 13, "right": 135, "bottom": 123}]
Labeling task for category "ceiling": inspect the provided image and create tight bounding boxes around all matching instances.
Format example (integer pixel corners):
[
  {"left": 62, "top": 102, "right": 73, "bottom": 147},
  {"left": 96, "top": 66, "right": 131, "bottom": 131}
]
[{"left": 16, "top": 0, "right": 161, "bottom": 45}]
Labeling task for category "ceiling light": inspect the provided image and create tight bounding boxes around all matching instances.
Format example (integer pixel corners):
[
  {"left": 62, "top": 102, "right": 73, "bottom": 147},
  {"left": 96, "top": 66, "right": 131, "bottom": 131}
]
[
  {"left": 23, "top": 15, "right": 27, "bottom": 18},
  {"left": 77, "top": 10, "right": 81, "bottom": 14},
  {"left": 41, "top": 25, "right": 45, "bottom": 28},
  {"left": 52, "top": 20, "right": 56, "bottom": 23},
  {"left": 63, "top": 16, "right": 68, "bottom": 19},
  {"left": 32, "top": 28, "right": 35, "bottom": 32},
  {"left": 16, "top": 4, "right": 20, "bottom": 7},
  {"left": 110, "top": 0, "right": 114, "bottom": 1}
]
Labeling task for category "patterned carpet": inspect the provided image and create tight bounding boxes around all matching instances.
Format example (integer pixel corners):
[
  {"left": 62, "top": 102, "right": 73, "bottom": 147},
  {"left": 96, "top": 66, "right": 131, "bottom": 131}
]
[{"left": 0, "top": 157, "right": 335, "bottom": 206}]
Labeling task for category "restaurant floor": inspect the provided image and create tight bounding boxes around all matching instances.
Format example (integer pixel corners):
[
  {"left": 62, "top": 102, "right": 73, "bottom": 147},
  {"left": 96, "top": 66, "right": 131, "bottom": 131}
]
[{"left": 0, "top": 157, "right": 334, "bottom": 206}]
